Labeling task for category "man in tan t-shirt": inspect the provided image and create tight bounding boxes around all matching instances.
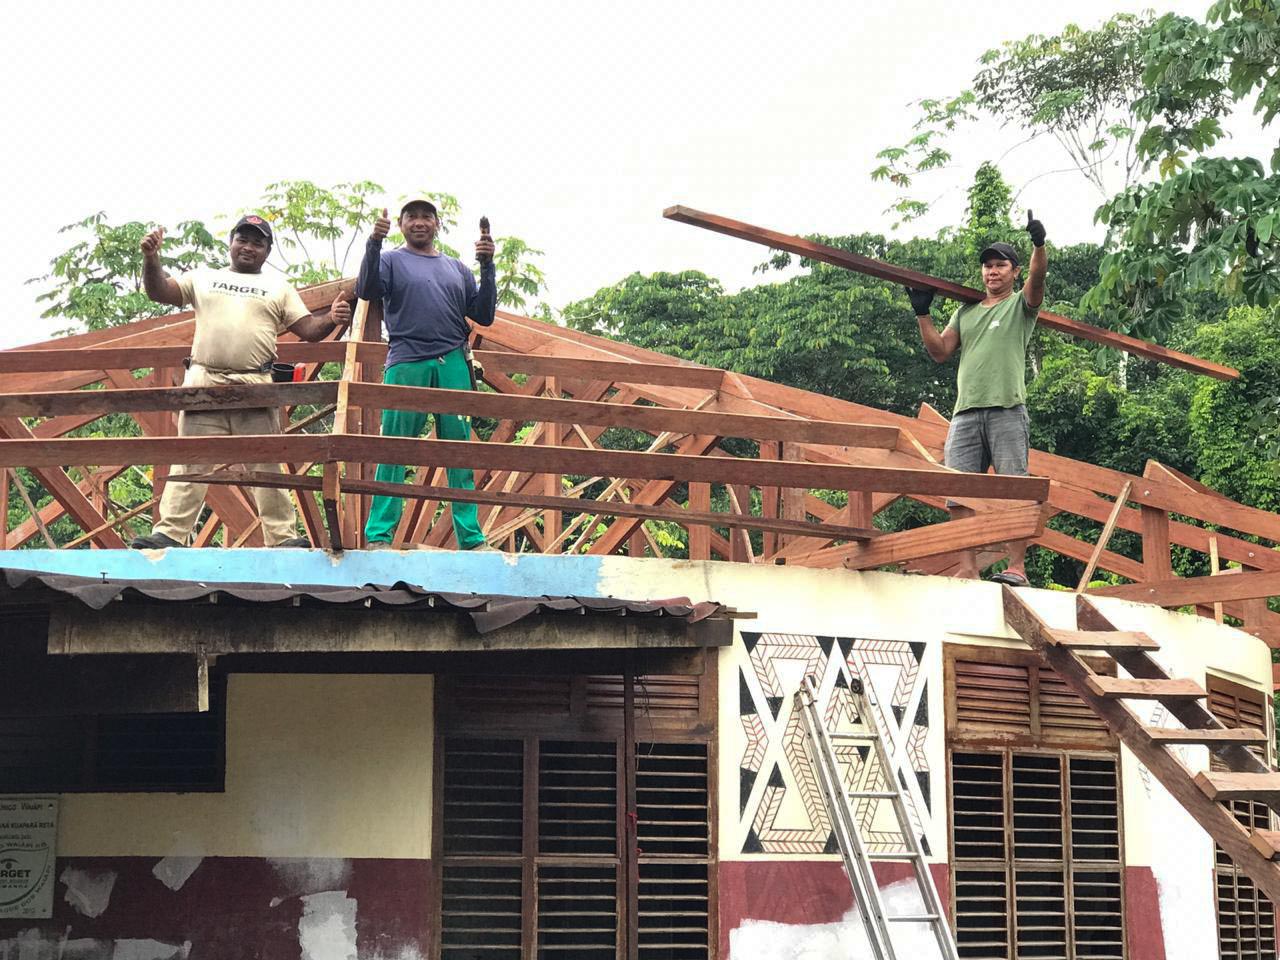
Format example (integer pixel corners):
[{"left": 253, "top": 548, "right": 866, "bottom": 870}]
[{"left": 130, "top": 214, "right": 353, "bottom": 549}]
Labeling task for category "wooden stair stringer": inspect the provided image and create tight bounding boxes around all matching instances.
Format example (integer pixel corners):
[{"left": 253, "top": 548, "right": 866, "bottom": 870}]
[
  {"left": 1074, "top": 597, "right": 1274, "bottom": 778},
  {"left": 1002, "top": 587, "right": 1280, "bottom": 904}
]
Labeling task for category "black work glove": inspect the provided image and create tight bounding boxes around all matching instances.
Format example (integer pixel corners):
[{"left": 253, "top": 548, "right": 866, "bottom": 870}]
[
  {"left": 906, "top": 287, "right": 935, "bottom": 316},
  {"left": 1026, "top": 210, "right": 1046, "bottom": 247}
]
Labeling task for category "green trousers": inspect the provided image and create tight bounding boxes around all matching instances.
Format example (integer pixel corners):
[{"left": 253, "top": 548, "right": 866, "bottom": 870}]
[{"left": 364, "top": 350, "right": 486, "bottom": 549}]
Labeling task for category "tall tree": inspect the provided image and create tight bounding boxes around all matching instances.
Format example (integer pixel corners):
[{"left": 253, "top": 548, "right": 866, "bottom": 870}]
[
  {"left": 30, "top": 213, "right": 226, "bottom": 333},
  {"left": 1084, "top": 0, "right": 1280, "bottom": 336},
  {"left": 243, "top": 180, "right": 549, "bottom": 310},
  {"left": 871, "top": 13, "right": 1221, "bottom": 226}
]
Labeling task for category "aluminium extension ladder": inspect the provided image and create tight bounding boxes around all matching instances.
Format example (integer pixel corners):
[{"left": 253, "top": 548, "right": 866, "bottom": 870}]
[{"left": 795, "top": 674, "right": 959, "bottom": 960}]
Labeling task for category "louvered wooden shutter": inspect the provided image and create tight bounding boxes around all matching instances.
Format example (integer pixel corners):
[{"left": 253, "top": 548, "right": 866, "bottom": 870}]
[
  {"left": 1209, "top": 677, "right": 1277, "bottom": 960},
  {"left": 439, "top": 738, "right": 524, "bottom": 960},
  {"left": 950, "top": 750, "right": 1124, "bottom": 959},
  {"left": 439, "top": 736, "right": 711, "bottom": 959},
  {"left": 636, "top": 742, "right": 710, "bottom": 960},
  {"left": 437, "top": 674, "right": 706, "bottom": 727},
  {"left": 947, "top": 648, "right": 1114, "bottom": 748},
  {"left": 954, "top": 659, "right": 1033, "bottom": 736}
]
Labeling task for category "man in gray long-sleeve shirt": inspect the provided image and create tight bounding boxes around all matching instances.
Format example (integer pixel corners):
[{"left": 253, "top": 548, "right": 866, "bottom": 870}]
[{"left": 358, "top": 198, "right": 498, "bottom": 550}]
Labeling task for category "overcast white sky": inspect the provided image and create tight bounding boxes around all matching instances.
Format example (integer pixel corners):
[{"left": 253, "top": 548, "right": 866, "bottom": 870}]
[{"left": 2, "top": 0, "right": 1268, "bottom": 348}]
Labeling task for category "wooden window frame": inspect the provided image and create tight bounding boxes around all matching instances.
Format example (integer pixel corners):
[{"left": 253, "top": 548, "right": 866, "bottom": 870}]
[
  {"left": 944, "top": 644, "right": 1118, "bottom": 751},
  {"left": 947, "top": 746, "right": 1127, "bottom": 960},
  {"left": 433, "top": 652, "right": 719, "bottom": 960},
  {"left": 945, "top": 644, "right": 1126, "bottom": 959}
]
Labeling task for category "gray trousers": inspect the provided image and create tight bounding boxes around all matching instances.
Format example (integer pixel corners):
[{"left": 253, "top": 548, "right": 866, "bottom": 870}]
[{"left": 943, "top": 404, "right": 1030, "bottom": 477}]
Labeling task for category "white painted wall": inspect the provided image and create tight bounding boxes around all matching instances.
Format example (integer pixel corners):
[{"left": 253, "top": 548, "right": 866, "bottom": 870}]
[
  {"left": 43, "top": 556, "right": 1270, "bottom": 949},
  {"left": 56, "top": 675, "right": 434, "bottom": 859}
]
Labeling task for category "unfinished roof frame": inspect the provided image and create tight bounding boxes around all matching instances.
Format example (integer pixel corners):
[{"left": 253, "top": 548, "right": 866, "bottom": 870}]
[{"left": 0, "top": 273, "right": 1277, "bottom": 652}]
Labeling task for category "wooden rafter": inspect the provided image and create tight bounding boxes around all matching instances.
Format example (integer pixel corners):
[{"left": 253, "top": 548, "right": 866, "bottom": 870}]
[{"left": 0, "top": 275, "right": 1277, "bottom": 652}]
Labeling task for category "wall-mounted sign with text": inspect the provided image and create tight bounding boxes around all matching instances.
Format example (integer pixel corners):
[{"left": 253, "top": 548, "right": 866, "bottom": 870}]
[{"left": 0, "top": 797, "right": 58, "bottom": 919}]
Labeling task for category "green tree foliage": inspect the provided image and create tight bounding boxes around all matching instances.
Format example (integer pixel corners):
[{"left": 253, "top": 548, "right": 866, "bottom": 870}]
[
  {"left": 1086, "top": 1, "right": 1280, "bottom": 334},
  {"left": 871, "top": 13, "right": 1206, "bottom": 223},
  {"left": 247, "top": 179, "right": 414, "bottom": 285},
  {"left": 959, "top": 162, "right": 1016, "bottom": 284},
  {"left": 492, "top": 237, "right": 549, "bottom": 312},
  {"left": 562, "top": 252, "right": 948, "bottom": 417},
  {"left": 1187, "top": 305, "right": 1280, "bottom": 504},
  {"left": 30, "top": 213, "right": 226, "bottom": 333},
  {"left": 243, "top": 180, "right": 549, "bottom": 310}
]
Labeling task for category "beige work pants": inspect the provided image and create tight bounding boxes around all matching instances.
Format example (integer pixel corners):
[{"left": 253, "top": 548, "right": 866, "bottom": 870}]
[{"left": 153, "top": 365, "right": 299, "bottom": 546}]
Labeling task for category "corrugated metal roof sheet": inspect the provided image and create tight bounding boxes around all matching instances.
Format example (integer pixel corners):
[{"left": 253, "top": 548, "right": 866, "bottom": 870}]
[{"left": 0, "top": 567, "right": 729, "bottom": 635}]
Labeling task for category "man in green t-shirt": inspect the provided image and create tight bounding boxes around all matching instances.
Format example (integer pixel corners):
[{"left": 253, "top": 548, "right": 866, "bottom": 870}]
[{"left": 908, "top": 212, "right": 1048, "bottom": 583}]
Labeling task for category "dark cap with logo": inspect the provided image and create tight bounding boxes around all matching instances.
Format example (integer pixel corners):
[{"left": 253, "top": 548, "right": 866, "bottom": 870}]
[
  {"left": 399, "top": 197, "right": 438, "bottom": 217},
  {"left": 232, "top": 215, "right": 274, "bottom": 244},
  {"left": 979, "top": 242, "right": 1019, "bottom": 266}
]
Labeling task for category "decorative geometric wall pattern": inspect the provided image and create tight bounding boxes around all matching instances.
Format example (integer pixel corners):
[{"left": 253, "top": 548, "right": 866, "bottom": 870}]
[{"left": 737, "top": 632, "right": 934, "bottom": 856}]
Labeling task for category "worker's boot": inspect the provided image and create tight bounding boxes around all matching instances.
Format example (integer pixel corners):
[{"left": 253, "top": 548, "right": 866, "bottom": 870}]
[{"left": 129, "top": 532, "right": 185, "bottom": 550}]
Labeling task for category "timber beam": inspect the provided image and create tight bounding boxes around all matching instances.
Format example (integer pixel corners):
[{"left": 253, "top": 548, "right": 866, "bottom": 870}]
[
  {"left": 0, "top": 433, "right": 1051, "bottom": 501},
  {"left": 664, "top": 205, "right": 1239, "bottom": 381},
  {"left": 180, "top": 470, "right": 884, "bottom": 543}
]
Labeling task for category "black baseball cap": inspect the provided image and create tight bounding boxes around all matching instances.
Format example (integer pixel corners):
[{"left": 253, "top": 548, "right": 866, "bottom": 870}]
[
  {"left": 979, "top": 242, "right": 1019, "bottom": 266},
  {"left": 400, "top": 197, "right": 438, "bottom": 217},
  {"left": 232, "top": 214, "right": 273, "bottom": 243}
]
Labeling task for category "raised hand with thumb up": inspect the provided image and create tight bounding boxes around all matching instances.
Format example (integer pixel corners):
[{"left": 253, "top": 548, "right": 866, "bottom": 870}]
[
  {"left": 1026, "top": 210, "right": 1046, "bottom": 248},
  {"left": 140, "top": 226, "right": 165, "bottom": 259},
  {"left": 476, "top": 215, "right": 495, "bottom": 264},
  {"left": 371, "top": 208, "right": 391, "bottom": 243}
]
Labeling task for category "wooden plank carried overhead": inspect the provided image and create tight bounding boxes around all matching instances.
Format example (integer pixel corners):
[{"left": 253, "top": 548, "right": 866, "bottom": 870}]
[{"left": 664, "top": 205, "right": 1240, "bottom": 381}]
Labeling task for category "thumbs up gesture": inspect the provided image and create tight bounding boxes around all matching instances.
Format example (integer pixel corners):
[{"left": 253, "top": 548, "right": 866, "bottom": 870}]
[
  {"left": 371, "top": 208, "right": 391, "bottom": 243},
  {"left": 1026, "top": 210, "right": 1046, "bottom": 248},
  {"left": 476, "top": 215, "right": 495, "bottom": 264},
  {"left": 140, "top": 226, "right": 165, "bottom": 258}
]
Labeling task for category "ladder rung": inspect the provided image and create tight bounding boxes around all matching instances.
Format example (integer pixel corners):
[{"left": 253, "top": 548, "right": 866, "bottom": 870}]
[
  {"left": 830, "top": 732, "right": 879, "bottom": 741},
  {"left": 1086, "top": 675, "right": 1205, "bottom": 701},
  {"left": 887, "top": 914, "right": 939, "bottom": 922},
  {"left": 1251, "top": 830, "right": 1280, "bottom": 861},
  {"left": 1196, "top": 771, "right": 1280, "bottom": 803},
  {"left": 850, "top": 790, "right": 898, "bottom": 799},
  {"left": 867, "top": 851, "right": 920, "bottom": 860},
  {"left": 1146, "top": 725, "right": 1269, "bottom": 746},
  {"left": 1050, "top": 629, "right": 1159, "bottom": 650}
]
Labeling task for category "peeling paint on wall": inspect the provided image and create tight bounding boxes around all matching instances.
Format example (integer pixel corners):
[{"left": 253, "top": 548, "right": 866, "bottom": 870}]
[
  {"left": 58, "top": 868, "right": 116, "bottom": 919},
  {"left": 108, "top": 939, "right": 188, "bottom": 960},
  {"left": 268, "top": 859, "right": 353, "bottom": 901},
  {"left": 149, "top": 858, "right": 202, "bottom": 893},
  {"left": 728, "top": 879, "right": 944, "bottom": 959},
  {"left": 298, "top": 891, "right": 357, "bottom": 960},
  {"left": 0, "top": 930, "right": 109, "bottom": 960},
  {"left": 365, "top": 947, "right": 424, "bottom": 960}
]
